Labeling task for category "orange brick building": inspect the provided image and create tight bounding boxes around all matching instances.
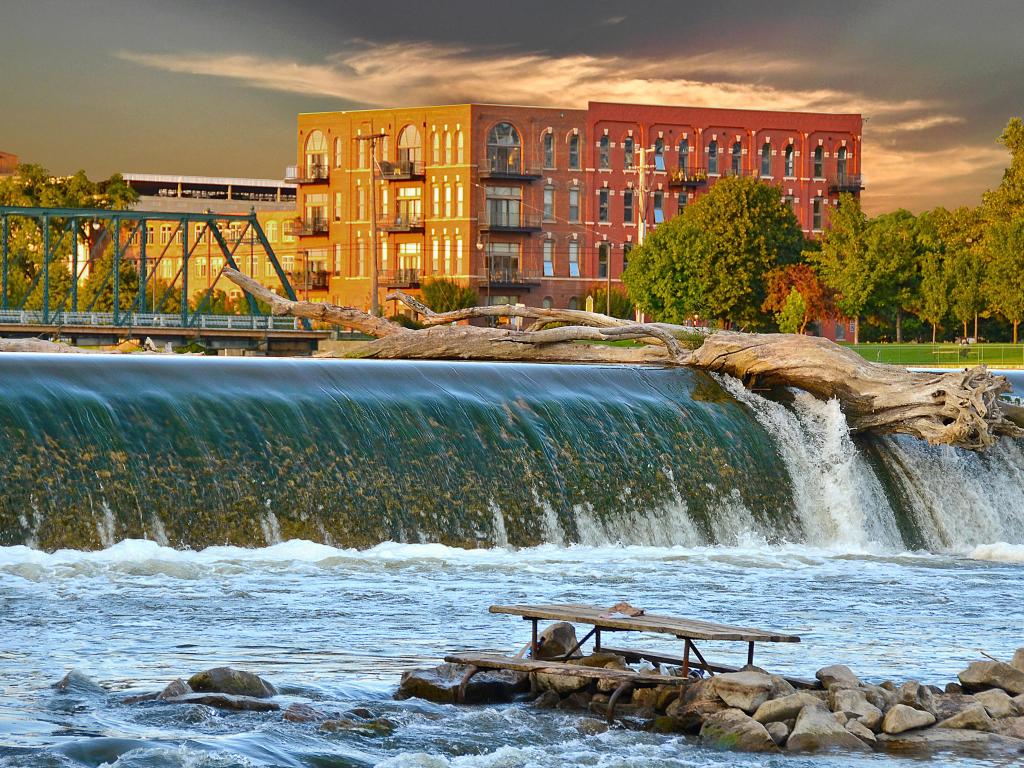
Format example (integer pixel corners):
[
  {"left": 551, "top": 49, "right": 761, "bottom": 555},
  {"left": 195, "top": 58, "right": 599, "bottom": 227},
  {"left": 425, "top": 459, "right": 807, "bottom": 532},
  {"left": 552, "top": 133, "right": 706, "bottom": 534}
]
[{"left": 291, "top": 102, "right": 863, "bottom": 312}]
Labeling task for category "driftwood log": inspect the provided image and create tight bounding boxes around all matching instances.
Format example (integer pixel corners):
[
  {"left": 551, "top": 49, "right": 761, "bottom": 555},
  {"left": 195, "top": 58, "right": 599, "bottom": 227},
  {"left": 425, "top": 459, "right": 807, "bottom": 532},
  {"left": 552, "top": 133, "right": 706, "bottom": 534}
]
[{"left": 223, "top": 268, "right": 1023, "bottom": 451}]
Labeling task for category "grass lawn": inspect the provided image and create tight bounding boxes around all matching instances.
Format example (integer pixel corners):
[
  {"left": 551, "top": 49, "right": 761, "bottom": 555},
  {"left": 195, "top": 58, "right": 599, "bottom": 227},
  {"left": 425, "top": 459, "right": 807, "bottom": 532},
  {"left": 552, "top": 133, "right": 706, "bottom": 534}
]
[{"left": 845, "top": 343, "right": 1024, "bottom": 368}]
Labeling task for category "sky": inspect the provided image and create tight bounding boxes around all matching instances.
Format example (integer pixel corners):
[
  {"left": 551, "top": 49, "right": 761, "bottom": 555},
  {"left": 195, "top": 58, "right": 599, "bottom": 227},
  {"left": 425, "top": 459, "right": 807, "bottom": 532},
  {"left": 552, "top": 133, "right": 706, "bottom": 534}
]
[{"left": 1, "top": 0, "right": 1021, "bottom": 215}]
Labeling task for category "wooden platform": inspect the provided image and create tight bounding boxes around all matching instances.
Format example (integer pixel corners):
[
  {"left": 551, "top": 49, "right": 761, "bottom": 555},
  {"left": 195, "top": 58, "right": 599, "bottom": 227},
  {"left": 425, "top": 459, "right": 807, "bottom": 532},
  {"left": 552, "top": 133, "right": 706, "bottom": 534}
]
[{"left": 600, "top": 646, "right": 817, "bottom": 689}]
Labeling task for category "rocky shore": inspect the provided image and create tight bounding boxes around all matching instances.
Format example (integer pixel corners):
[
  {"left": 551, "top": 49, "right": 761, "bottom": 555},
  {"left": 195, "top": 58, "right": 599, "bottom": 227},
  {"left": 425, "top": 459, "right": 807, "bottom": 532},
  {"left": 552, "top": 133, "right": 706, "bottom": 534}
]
[{"left": 397, "top": 624, "right": 1024, "bottom": 758}]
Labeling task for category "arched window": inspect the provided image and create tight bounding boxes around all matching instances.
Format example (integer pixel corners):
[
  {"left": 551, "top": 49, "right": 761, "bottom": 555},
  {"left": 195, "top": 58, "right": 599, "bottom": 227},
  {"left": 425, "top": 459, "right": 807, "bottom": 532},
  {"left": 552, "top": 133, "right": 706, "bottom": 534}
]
[
  {"left": 678, "top": 138, "right": 689, "bottom": 173},
  {"left": 542, "top": 296, "right": 554, "bottom": 309},
  {"left": 568, "top": 134, "right": 581, "bottom": 169},
  {"left": 444, "top": 131, "right": 453, "bottom": 165},
  {"left": 731, "top": 141, "right": 742, "bottom": 175},
  {"left": 784, "top": 144, "right": 795, "bottom": 177},
  {"left": 381, "top": 135, "right": 390, "bottom": 162},
  {"left": 654, "top": 137, "right": 665, "bottom": 171},
  {"left": 813, "top": 145, "right": 824, "bottom": 178},
  {"left": 598, "top": 135, "right": 610, "bottom": 168},
  {"left": 568, "top": 296, "right": 579, "bottom": 310},
  {"left": 623, "top": 136, "right": 634, "bottom": 169},
  {"left": 432, "top": 132, "right": 440, "bottom": 164},
  {"left": 397, "top": 124, "right": 423, "bottom": 167},
  {"left": 486, "top": 122, "right": 521, "bottom": 172},
  {"left": 334, "top": 137, "right": 343, "bottom": 168},
  {"left": 543, "top": 132, "right": 554, "bottom": 168},
  {"left": 304, "top": 130, "right": 328, "bottom": 179},
  {"left": 836, "top": 146, "right": 848, "bottom": 180},
  {"left": 456, "top": 131, "right": 464, "bottom": 163},
  {"left": 760, "top": 142, "right": 771, "bottom": 177},
  {"left": 708, "top": 139, "right": 719, "bottom": 175}
]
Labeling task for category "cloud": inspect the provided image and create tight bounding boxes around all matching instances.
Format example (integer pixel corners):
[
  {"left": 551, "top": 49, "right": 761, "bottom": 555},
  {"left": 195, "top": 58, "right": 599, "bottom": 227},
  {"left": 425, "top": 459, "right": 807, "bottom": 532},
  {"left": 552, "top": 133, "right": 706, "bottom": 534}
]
[{"left": 599, "top": 15, "right": 627, "bottom": 26}]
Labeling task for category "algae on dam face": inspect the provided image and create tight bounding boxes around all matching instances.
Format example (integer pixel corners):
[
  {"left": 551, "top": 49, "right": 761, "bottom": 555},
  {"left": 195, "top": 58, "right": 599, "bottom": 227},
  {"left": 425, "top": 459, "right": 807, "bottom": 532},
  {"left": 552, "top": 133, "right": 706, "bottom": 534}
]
[{"left": 0, "top": 356, "right": 796, "bottom": 551}]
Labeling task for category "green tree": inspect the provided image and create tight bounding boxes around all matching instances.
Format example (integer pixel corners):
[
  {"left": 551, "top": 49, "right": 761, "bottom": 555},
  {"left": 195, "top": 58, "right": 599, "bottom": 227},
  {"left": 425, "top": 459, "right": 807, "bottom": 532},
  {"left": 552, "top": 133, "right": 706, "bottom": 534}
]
[
  {"left": 984, "top": 216, "right": 1024, "bottom": 343},
  {"left": 78, "top": 242, "right": 139, "bottom": 312},
  {"left": 587, "top": 286, "right": 635, "bottom": 319},
  {"left": 420, "top": 278, "right": 479, "bottom": 313},
  {"left": 983, "top": 117, "right": 1024, "bottom": 220},
  {"left": 776, "top": 288, "right": 807, "bottom": 334},
  {"left": 916, "top": 251, "right": 949, "bottom": 343},
  {"left": 864, "top": 210, "right": 921, "bottom": 342},
  {"left": 807, "top": 194, "right": 872, "bottom": 343},
  {"left": 623, "top": 176, "right": 803, "bottom": 328}
]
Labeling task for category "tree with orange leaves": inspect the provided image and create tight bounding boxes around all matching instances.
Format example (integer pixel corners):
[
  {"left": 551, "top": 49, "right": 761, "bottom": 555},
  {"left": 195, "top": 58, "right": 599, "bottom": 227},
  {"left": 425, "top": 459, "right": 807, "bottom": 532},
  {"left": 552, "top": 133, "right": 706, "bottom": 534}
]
[{"left": 762, "top": 263, "right": 835, "bottom": 334}]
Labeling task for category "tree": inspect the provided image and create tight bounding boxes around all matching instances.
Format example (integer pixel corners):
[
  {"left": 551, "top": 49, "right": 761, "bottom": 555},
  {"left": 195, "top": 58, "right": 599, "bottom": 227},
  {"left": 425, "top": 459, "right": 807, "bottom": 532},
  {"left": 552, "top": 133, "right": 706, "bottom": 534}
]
[
  {"left": 985, "top": 216, "right": 1024, "bottom": 343},
  {"left": 983, "top": 117, "right": 1024, "bottom": 220},
  {"left": 78, "top": 242, "right": 139, "bottom": 312},
  {"left": 776, "top": 288, "right": 808, "bottom": 334},
  {"left": 864, "top": 210, "right": 921, "bottom": 342},
  {"left": 587, "top": 286, "right": 635, "bottom": 319},
  {"left": 420, "top": 278, "right": 480, "bottom": 313},
  {"left": 623, "top": 176, "right": 803, "bottom": 328},
  {"left": 762, "top": 263, "right": 834, "bottom": 334},
  {"left": 924, "top": 206, "right": 987, "bottom": 339},
  {"left": 917, "top": 251, "right": 949, "bottom": 343},
  {"left": 807, "top": 194, "right": 872, "bottom": 343}
]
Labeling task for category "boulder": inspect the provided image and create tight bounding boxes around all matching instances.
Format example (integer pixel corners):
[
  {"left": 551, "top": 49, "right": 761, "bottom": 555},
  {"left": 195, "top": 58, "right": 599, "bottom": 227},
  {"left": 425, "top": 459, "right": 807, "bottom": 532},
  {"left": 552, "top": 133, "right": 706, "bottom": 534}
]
[
  {"left": 882, "top": 704, "right": 936, "bottom": 735},
  {"left": 997, "top": 716, "right": 1024, "bottom": 740},
  {"left": 958, "top": 661, "right": 1024, "bottom": 696},
  {"left": 577, "top": 718, "right": 609, "bottom": 736},
  {"left": 936, "top": 702, "right": 996, "bottom": 732},
  {"left": 283, "top": 703, "right": 328, "bottom": 723},
  {"left": 931, "top": 692, "right": 980, "bottom": 721},
  {"left": 187, "top": 668, "right": 276, "bottom": 699},
  {"left": 845, "top": 718, "right": 877, "bottom": 745},
  {"left": 698, "top": 709, "right": 780, "bottom": 753},
  {"left": 666, "top": 683, "right": 729, "bottom": 735},
  {"left": 157, "top": 679, "right": 192, "bottom": 701},
  {"left": 535, "top": 622, "right": 577, "bottom": 660},
  {"left": 860, "top": 684, "right": 894, "bottom": 711},
  {"left": 945, "top": 682, "right": 964, "bottom": 695},
  {"left": 1013, "top": 649, "right": 1024, "bottom": 673},
  {"left": 753, "top": 692, "right": 822, "bottom": 724},
  {"left": 165, "top": 692, "right": 280, "bottom": 711},
  {"left": 787, "top": 705, "right": 870, "bottom": 752},
  {"left": 320, "top": 717, "right": 395, "bottom": 735},
  {"left": 711, "top": 671, "right": 774, "bottom": 714},
  {"left": 534, "top": 670, "right": 589, "bottom": 695},
  {"left": 766, "top": 721, "right": 789, "bottom": 746},
  {"left": 631, "top": 684, "right": 678, "bottom": 712},
  {"left": 815, "top": 665, "right": 860, "bottom": 690},
  {"left": 828, "top": 688, "right": 882, "bottom": 731},
  {"left": 975, "top": 688, "right": 1017, "bottom": 719},
  {"left": 878, "top": 728, "right": 1024, "bottom": 756},
  {"left": 832, "top": 711, "right": 848, "bottom": 726},
  {"left": 557, "top": 690, "right": 592, "bottom": 710},
  {"left": 531, "top": 689, "right": 560, "bottom": 709},
  {"left": 53, "top": 670, "right": 106, "bottom": 695},
  {"left": 395, "top": 663, "right": 529, "bottom": 704},
  {"left": 895, "top": 681, "right": 936, "bottom": 714}
]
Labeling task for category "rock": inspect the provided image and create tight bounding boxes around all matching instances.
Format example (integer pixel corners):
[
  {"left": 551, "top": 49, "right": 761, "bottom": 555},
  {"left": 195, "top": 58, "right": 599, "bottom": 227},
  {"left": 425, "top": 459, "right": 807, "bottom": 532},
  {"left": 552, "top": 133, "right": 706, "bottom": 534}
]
[
  {"left": 577, "top": 718, "right": 609, "bottom": 736},
  {"left": 845, "top": 718, "right": 877, "bottom": 745},
  {"left": 283, "top": 703, "right": 327, "bottom": 723},
  {"left": 882, "top": 704, "right": 936, "bottom": 734},
  {"left": 711, "top": 671, "right": 774, "bottom": 714},
  {"left": 787, "top": 705, "right": 870, "bottom": 752},
  {"left": 766, "top": 674, "right": 795, "bottom": 699},
  {"left": 931, "top": 692, "right": 978, "bottom": 721},
  {"left": 975, "top": 688, "right": 1016, "bottom": 719},
  {"left": 997, "top": 716, "right": 1024, "bottom": 740},
  {"left": 766, "top": 721, "right": 789, "bottom": 746},
  {"left": 832, "top": 711, "right": 848, "bottom": 726},
  {"left": 666, "top": 690, "right": 729, "bottom": 735},
  {"left": 815, "top": 665, "right": 860, "bottom": 690},
  {"left": 828, "top": 688, "right": 883, "bottom": 731},
  {"left": 557, "top": 690, "right": 592, "bottom": 710},
  {"left": 187, "top": 668, "right": 276, "bottom": 699},
  {"left": 753, "top": 692, "right": 823, "bottom": 724},
  {"left": 122, "top": 692, "right": 160, "bottom": 704},
  {"left": 535, "top": 622, "right": 577, "bottom": 660},
  {"left": 164, "top": 693, "right": 280, "bottom": 711},
  {"left": 861, "top": 684, "right": 895, "bottom": 711},
  {"left": 958, "top": 661, "right": 1024, "bottom": 696},
  {"left": 569, "top": 652, "right": 626, "bottom": 668},
  {"left": 698, "top": 709, "right": 780, "bottom": 753},
  {"left": 396, "top": 663, "right": 528, "bottom": 704},
  {"left": 946, "top": 682, "right": 964, "bottom": 694},
  {"left": 936, "top": 702, "right": 996, "bottom": 732},
  {"left": 1013, "top": 649, "right": 1024, "bottom": 673},
  {"left": 878, "top": 728, "right": 1024, "bottom": 756},
  {"left": 53, "top": 670, "right": 106, "bottom": 695},
  {"left": 880, "top": 680, "right": 896, "bottom": 691},
  {"left": 534, "top": 670, "right": 589, "bottom": 695},
  {"left": 896, "top": 680, "right": 936, "bottom": 714},
  {"left": 531, "top": 689, "right": 560, "bottom": 709},
  {"left": 320, "top": 717, "right": 395, "bottom": 736},
  {"left": 157, "top": 679, "right": 192, "bottom": 701}
]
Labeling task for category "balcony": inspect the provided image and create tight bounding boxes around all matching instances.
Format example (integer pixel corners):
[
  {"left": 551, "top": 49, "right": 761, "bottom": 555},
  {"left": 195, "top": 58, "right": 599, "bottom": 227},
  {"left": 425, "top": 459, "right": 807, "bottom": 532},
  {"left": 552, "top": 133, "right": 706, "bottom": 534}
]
[
  {"left": 829, "top": 174, "right": 864, "bottom": 193},
  {"left": 379, "top": 159, "right": 425, "bottom": 181},
  {"left": 294, "top": 217, "right": 329, "bottom": 236},
  {"left": 478, "top": 267, "right": 542, "bottom": 288},
  {"left": 290, "top": 270, "right": 331, "bottom": 291},
  {"left": 378, "top": 213, "right": 424, "bottom": 232},
  {"left": 478, "top": 212, "right": 543, "bottom": 233},
  {"left": 381, "top": 269, "right": 421, "bottom": 288},
  {"left": 284, "top": 163, "right": 329, "bottom": 184},
  {"left": 478, "top": 155, "right": 543, "bottom": 181},
  {"left": 668, "top": 167, "right": 709, "bottom": 188}
]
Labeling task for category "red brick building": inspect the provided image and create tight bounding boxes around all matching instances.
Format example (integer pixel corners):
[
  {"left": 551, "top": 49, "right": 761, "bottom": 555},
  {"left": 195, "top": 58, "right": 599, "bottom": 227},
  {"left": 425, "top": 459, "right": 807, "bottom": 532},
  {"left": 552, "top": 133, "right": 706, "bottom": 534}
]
[{"left": 291, "top": 102, "right": 862, "bottom": 313}]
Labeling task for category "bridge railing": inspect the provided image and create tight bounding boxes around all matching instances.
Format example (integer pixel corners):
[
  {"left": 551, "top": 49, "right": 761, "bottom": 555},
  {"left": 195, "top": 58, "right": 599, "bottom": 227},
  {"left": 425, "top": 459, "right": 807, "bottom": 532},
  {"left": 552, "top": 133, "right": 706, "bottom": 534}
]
[{"left": 0, "top": 310, "right": 305, "bottom": 331}]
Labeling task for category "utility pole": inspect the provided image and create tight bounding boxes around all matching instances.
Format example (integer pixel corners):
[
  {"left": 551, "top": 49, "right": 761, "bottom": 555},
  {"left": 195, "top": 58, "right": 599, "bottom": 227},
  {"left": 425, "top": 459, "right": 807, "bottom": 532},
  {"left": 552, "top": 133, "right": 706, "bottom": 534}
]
[
  {"left": 636, "top": 147, "right": 649, "bottom": 246},
  {"left": 356, "top": 132, "right": 388, "bottom": 315}
]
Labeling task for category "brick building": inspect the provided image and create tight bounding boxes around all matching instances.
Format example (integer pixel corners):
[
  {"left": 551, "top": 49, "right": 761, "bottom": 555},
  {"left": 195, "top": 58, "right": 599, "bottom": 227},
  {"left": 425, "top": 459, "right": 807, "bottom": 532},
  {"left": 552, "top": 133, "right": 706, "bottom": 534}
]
[
  {"left": 291, "top": 102, "right": 863, "bottom": 313},
  {"left": 0, "top": 151, "right": 19, "bottom": 176}
]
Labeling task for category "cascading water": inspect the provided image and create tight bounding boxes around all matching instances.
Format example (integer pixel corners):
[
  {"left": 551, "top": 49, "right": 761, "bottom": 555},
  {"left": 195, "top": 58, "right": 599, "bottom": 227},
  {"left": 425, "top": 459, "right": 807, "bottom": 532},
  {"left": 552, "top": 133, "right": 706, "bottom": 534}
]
[{"left": 0, "top": 353, "right": 1021, "bottom": 555}]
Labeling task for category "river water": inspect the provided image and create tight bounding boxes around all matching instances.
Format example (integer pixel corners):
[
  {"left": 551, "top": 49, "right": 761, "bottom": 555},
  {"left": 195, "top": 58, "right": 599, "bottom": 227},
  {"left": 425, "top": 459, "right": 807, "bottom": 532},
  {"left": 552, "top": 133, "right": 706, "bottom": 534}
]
[{"left": 1, "top": 357, "right": 1022, "bottom": 767}]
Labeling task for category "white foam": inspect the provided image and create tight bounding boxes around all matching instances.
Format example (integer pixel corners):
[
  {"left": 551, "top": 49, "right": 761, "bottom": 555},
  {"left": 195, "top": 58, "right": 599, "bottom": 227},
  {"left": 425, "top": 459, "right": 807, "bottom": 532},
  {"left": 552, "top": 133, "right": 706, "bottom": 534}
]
[{"left": 968, "top": 542, "right": 1024, "bottom": 564}]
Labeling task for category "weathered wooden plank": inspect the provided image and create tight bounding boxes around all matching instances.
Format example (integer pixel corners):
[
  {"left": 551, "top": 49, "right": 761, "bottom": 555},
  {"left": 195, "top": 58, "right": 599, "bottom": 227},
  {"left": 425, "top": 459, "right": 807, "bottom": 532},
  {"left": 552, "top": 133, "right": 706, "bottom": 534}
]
[
  {"left": 444, "top": 652, "right": 683, "bottom": 687},
  {"left": 601, "top": 646, "right": 818, "bottom": 689},
  {"left": 489, "top": 603, "right": 801, "bottom": 643}
]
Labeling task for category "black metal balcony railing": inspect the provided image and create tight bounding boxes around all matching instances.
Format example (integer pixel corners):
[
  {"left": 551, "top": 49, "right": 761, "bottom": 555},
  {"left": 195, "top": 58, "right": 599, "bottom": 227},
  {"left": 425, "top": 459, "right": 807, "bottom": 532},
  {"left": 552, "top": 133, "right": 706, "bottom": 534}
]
[
  {"left": 379, "top": 159, "right": 425, "bottom": 180},
  {"left": 478, "top": 212, "right": 543, "bottom": 232},
  {"left": 289, "top": 270, "right": 331, "bottom": 291},
  {"left": 295, "top": 217, "right": 329, "bottom": 236},
  {"left": 284, "top": 163, "right": 329, "bottom": 184},
  {"left": 829, "top": 173, "right": 864, "bottom": 193},
  {"left": 478, "top": 156, "right": 543, "bottom": 180},
  {"left": 380, "top": 269, "right": 421, "bottom": 288},
  {"left": 478, "top": 267, "right": 543, "bottom": 286},
  {"left": 378, "top": 213, "right": 424, "bottom": 232},
  {"left": 668, "top": 167, "right": 709, "bottom": 187}
]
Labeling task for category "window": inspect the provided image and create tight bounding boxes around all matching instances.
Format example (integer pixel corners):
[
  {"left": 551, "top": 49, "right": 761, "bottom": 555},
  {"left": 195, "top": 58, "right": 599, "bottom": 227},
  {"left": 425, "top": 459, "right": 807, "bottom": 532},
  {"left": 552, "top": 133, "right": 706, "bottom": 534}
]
[
  {"left": 358, "top": 239, "right": 366, "bottom": 277},
  {"left": 731, "top": 141, "right": 742, "bottom": 175},
  {"left": 380, "top": 186, "right": 388, "bottom": 217},
  {"left": 761, "top": 143, "right": 771, "bottom": 177},
  {"left": 543, "top": 186, "right": 555, "bottom": 221},
  {"left": 399, "top": 241, "right": 423, "bottom": 271},
  {"left": 653, "top": 191, "right": 664, "bottom": 223},
  {"left": 357, "top": 186, "right": 366, "bottom": 220},
  {"left": 444, "top": 132, "right": 453, "bottom": 165},
  {"left": 568, "top": 188, "right": 580, "bottom": 222},
  {"left": 654, "top": 138, "right": 665, "bottom": 171},
  {"left": 211, "top": 256, "right": 224, "bottom": 275},
  {"left": 432, "top": 239, "right": 440, "bottom": 272},
  {"left": 623, "top": 136, "right": 634, "bottom": 169},
  {"left": 265, "top": 220, "right": 278, "bottom": 242},
  {"left": 194, "top": 223, "right": 204, "bottom": 244},
  {"left": 485, "top": 185, "right": 521, "bottom": 227},
  {"left": 623, "top": 189, "right": 634, "bottom": 223},
  {"left": 146, "top": 226, "right": 154, "bottom": 245},
  {"left": 543, "top": 240, "right": 554, "bottom": 277},
  {"left": 334, "top": 243, "right": 342, "bottom": 275},
  {"left": 568, "top": 240, "right": 580, "bottom": 277},
  {"left": 486, "top": 122, "right": 521, "bottom": 173},
  {"left": 542, "top": 296, "right": 553, "bottom": 309},
  {"left": 456, "top": 131, "right": 464, "bottom": 163},
  {"left": 708, "top": 140, "right": 719, "bottom": 175},
  {"left": 162, "top": 259, "right": 172, "bottom": 279},
  {"left": 397, "top": 124, "right": 423, "bottom": 167},
  {"left": 432, "top": 132, "right": 440, "bottom": 164},
  {"left": 380, "top": 239, "right": 390, "bottom": 271},
  {"left": 304, "top": 130, "right": 328, "bottom": 179},
  {"left": 599, "top": 135, "right": 610, "bottom": 169},
  {"left": 196, "top": 257, "right": 207, "bottom": 278},
  {"left": 622, "top": 242, "right": 632, "bottom": 273},
  {"left": 396, "top": 186, "right": 422, "bottom": 226},
  {"left": 598, "top": 242, "right": 610, "bottom": 278},
  {"left": 160, "top": 224, "right": 171, "bottom": 245},
  {"left": 456, "top": 238, "right": 463, "bottom": 273},
  {"left": 835, "top": 322, "right": 845, "bottom": 341},
  {"left": 456, "top": 184, "right": 464, "bottom": 217},
  {"left": 543, "top": 132, "right": 554, "bottom": 168},
  {"left": 357, "top": 137, "right": 367, "bottom": 169},
  {"left": 785, "top": 144, "right": 794, "bottom": 177},
  {"left": 444, "top": 184, "right": 452, "bottom": 218},
  {"left": 812, "top": 197, "right": 823, "bottom": 230},
  {"left": 568, "top": 134, "right": 580, "bottom": 169},
  {"left": 264, "top": 259, "right": 274, "bottom": 278},
  {"left": 305, "top": 192, "right": 328, "bottom": 230},
  {"left": 813, "top": 146, "right": 824, "bottom": 178},
  {"left": 487, "top": 242, "right": 520, "bottom": 278},
  {"left": 598, "top": 189, "right": 609, "bottom": 222},
  {"left": 783, "top": 194, "right": 795, "bottom": 214},
  {"left": 444, "top": 239, "right": 452, "bottom": 274},
  {"left": 334, "top": 192, "right": 342, "bottom": 222},
  {"left": 568, "top": 296, "right": 578, "bottom": 310},
  {"left": 837, "top": 147, "right": 847, "bottom": 180},
  {"left": 432, "top": 185, "right": 440, "bottom": 217},
  {"left": 334, "top": 137, "right": 343, "bottom": 168},
  {"left": 678, "top": 138, "right": 689, "bottom": 173}
]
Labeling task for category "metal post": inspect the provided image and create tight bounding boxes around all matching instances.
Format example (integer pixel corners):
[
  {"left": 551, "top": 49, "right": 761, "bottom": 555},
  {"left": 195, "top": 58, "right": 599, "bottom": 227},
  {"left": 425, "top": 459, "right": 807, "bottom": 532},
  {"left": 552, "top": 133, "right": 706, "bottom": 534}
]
[
  {"left": 139, "top": 218, "right": 147, "bottom": 313},
  {"left": 606, "top": 244, "right": 611, "bottom": 315},
  {"left": 181, "top": 217, "right": 189, "bottom": 326},
  {"left": 112, "top": 216, "right": 120, "bottom": 325},
  {"left": 682, "top": 638, "right": 691, "bottom": 677},
  {"left": 369, "top": 135, "right": 380, "bottom": 316},
  {"left": 1, "top": 215, "right": 8, "bottom": 310},
  {"left": 531, "top": 619, "right": 538, "bottom": 658},
  {"left": 70, "top": 218, "right": 78, "bottom": 312},
  {"left": 42, "top": 214, "right": 50, "bottom": 323},
  {"left": 594, "top": 628, "right": 602, "bottom": 652},
  {"left": 747, "top": 642, "right": 755, "bottom": 667}
]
